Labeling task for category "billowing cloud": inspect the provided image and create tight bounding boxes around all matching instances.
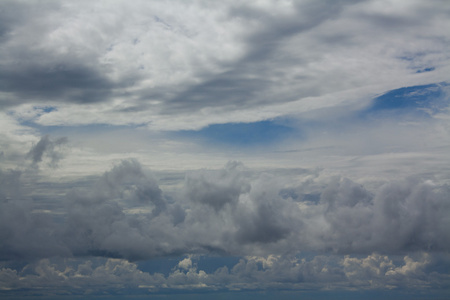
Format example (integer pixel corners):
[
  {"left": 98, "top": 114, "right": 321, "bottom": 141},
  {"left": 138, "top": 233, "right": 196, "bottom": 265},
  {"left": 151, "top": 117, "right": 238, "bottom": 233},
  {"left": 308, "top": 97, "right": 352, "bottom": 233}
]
[
  {"left": 1, "top": 146, "right": 450, "bottom": 262},
  {"left": 184, "top": 161, "right": 250, "bottom": 211},
  {"left": 1, "top": 253, "right": 449, "bottom": 296}
]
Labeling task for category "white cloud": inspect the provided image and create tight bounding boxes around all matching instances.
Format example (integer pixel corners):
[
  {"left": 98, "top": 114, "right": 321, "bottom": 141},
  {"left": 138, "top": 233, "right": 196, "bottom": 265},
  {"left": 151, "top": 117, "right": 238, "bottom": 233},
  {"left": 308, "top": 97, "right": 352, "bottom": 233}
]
[
  {"left": 0, "top": 253, "right": 447, "bottom": 295},
  {"left": 385, "top": 253, "right": 430, "bottom": 276},
  {"left": 1, "top": 0, "right": 448, "bottom": 130},
  {"left": 177, "top": 257, "right": 193, "bottom": 271}
]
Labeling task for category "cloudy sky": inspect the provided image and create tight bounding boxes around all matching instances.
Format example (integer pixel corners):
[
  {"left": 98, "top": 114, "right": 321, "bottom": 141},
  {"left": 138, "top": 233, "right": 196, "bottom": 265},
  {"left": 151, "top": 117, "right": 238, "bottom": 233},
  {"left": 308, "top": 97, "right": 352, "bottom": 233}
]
[{"left": 1, "top": 0, "right": 450, "bottom": 299}]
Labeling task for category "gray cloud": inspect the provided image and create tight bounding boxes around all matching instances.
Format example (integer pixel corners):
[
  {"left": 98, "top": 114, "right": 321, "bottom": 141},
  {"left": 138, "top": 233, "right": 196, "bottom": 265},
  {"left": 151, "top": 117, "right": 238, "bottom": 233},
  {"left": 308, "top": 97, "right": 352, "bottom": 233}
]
[
  {"left": 0, "top": 64, "right": 115, "bottom": 107},
  {"left": 184, "top": 161, "right": 250, "bottom": 211},
  {"left": 63, "top": 159, "right": 174, "bottom": 260},
  {"left": 27, "top": 135, "right": 67, "bottom": 167},
  {"left": 163, "top": 1, "right": 361, "bottom": 114},
  {"left": 0, "top": 167, "right": 70, "bottom": 260},
  {"left": 1, "top": 135, "right": 450, "bottom": 296},
  {"left": 232, "top": 173, "right": 300, "bottom": 245},
  {"left": 0, "top": 1, "right": 128, "bottom": 108},
  {"left": 2, "top": 151, "right": 450, "bottom": 261}
]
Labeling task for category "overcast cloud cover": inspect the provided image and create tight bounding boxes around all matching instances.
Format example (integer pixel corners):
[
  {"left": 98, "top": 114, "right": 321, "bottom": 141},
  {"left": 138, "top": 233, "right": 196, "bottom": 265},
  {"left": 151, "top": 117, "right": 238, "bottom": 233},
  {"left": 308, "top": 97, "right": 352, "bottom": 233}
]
[{"left": 1, "top": 0, "right": 450, "bottom": 299}]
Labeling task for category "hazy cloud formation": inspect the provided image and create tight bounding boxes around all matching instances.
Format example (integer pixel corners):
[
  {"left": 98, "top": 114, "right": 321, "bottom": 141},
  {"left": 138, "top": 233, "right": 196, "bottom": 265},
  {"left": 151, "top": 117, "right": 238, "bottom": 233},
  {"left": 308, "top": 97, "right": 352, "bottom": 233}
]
[{"left": 1, "top": 0, "right": 450, "bottom": 298}]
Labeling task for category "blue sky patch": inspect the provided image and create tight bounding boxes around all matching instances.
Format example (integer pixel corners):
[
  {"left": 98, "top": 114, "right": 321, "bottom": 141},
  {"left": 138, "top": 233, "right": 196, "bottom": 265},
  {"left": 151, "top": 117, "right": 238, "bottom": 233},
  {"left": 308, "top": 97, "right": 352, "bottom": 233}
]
[
  {"left": 360, "top": 83, "right": 448, "bottom": 119},
  {"left": 38, "top": 106, "right": 58, "bottom": 113},
  {"left": 416, "top": 67, "right": 435, "bottom": 73},
  {"left": 175, "top": 120, "right": 296, "bottom": 147}
]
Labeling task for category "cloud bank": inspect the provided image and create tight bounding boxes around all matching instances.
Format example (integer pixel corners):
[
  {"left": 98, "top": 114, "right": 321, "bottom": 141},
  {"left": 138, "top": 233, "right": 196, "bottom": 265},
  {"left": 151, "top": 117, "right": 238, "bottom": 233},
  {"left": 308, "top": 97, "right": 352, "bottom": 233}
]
[
  {"left": 1, "top": 155, "right": 449, "bottom": 262},
  {"left": 1, "top": 252, "right": 449, "bottom": 296}
]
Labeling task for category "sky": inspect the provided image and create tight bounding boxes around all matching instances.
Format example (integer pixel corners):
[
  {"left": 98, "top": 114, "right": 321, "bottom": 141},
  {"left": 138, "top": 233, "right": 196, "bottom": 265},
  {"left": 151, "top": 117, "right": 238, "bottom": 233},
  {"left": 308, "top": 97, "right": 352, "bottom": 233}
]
[{"left": 1, "top": 0, "right": 450, "bottom": 299}]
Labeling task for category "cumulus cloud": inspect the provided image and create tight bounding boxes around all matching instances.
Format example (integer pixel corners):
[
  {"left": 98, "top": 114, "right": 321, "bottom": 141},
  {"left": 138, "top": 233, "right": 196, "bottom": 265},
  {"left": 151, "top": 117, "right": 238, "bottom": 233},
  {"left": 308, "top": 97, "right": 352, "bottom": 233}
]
[
  {"left": 62, "top": 159, "right": 180, "bottom": 260},
  {"left": 1, "top": 253, "right": 448, "bottom": 296},
  {"left": 2, "top": 148, "right": 450, "bottom": 261},
  {"left": 1, "top": 135, "right": 450, "bottom": 296},
  {"left": 184, "top": 161, "right": 250, "bottom": 211}
]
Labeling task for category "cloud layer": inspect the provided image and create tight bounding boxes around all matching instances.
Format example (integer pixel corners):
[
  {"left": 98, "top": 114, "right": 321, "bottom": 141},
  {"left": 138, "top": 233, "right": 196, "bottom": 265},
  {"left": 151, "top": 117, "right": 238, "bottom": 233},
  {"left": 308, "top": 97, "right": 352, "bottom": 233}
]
[
  {"left": 1, "top": 154, "right": 450, "bottom": 262},
  {"left": 1, "top": 252, "right": 449, "bottom": 296},
  {"left": 2, "top": 0, "right": 449, "bottom": 130}
]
